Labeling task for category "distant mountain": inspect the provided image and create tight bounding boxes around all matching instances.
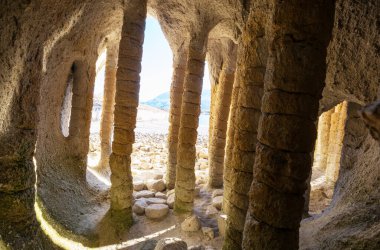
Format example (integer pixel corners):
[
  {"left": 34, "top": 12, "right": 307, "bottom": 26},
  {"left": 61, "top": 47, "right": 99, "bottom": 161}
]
[{"left": 142, "top": 89, "right": 211, "bottom": 114}]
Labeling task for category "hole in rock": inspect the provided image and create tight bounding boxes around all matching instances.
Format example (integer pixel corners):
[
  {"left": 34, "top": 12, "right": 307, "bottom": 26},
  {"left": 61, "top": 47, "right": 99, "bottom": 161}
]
[
  {"left": 60, "top": 64, "right": 75, "bottom": 137},
  {"left": 309, "top": 101, "right": 348, "bottom": 215}
]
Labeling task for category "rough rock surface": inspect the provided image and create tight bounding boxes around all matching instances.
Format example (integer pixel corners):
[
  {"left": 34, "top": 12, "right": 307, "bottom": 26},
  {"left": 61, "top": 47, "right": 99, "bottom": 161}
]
[
  {"left": 0, "top": 0, "right": 378, "bottom": 249},
  {"left": 154, "top": 238, "right": 187, "bottom": 250},
  {"left": 133, "top": 181, "right": 146, "bottom": 191},
  {"left": 145, "top": 204, "right": 169, "bottom": 220},
  {"left": 146, "top": 179, "right": 166, "bottom": 192},
  {"left": 133, "top": 199, "right": 148, "bottom": 215},
  {"left": 135, "top": 190, "right": 156, "bottom": 199},
  {"left": 167, "top": 194, "right": 175, "bottom": 209},
  {"left": 211, "top": 196, "right": 223, "bottom": 210},
  {"left": 181, "top": 215, "right": 201, "bottom": 232}
]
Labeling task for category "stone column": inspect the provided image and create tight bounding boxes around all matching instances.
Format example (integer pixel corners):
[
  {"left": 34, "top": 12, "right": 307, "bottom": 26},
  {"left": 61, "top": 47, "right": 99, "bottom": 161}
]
[
  {"left": 174, "top": 34, "right": 208, "bottom": 213},
  {"left": 208, "top": 68, "right": 235, "bottom": 188},
  {"left": 222, "top": 4, "right": 269, "bottom": 248},
  {"left": 222, "top": 64, "right": 241, "bottom": 214},
  {"left": 97, "top": 42, "right": 119, "bottom": 172},
  {"left": 242, "top": 1, "right": 335, "bottom": 249},
  {"left": 312, "top": 109, "right": 334, "bottom": 171},
  {"left": 68, "top": 60, "right": 96, "bottom": 167},
  {"left": 0, "top": 48, "right": 48, "bottom": 248},
  {"left": 325, "top": 101, "right": 348, "bottom": 184},
  {"left": 166, "top": 47, "right": 187, "bottom": 189},
  {"left": 109, "top": 0, "right": 147, "bottom": 225}
]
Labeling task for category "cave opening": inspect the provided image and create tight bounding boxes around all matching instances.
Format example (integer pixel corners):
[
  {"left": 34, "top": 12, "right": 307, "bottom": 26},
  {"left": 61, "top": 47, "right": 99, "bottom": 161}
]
[
  {"left": 60, "top": 64, "right": 75, "bottom": 138},
  {"left": 309, "top": 101, "right": 348, "bottom": 215}
]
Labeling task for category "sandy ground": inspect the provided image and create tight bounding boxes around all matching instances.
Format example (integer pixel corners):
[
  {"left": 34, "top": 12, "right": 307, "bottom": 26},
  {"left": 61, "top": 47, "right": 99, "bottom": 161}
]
[
  {"left": 84, "top": 104, "right": 332, "bottom": 249},
  {"left": 86, "top": 104, "right": 222, "bottom": 249}
]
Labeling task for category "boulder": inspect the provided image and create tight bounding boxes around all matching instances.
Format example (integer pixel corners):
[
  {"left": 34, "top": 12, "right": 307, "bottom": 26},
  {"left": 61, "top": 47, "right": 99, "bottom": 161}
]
[
  {"left": 212, "top": 189, "right": 224, "bottom": 198},
  {"left": 155, "top": 192, "right": 167, "bottom": 199},
  {"left": 133, "top": 199, "right": 148, "bottom": 215},
  {"left": 133, "top": 181, "right": 146, "bottom": 191},
  {"left": 146, "top": 179, "right": 166, "bottom": 192},
  {"left": 154, "top": 238, "right": 187, "bottom": 250},
  {"left": 212, "top": 196, "right": 223, "bottom": 210},
  {"left": 167, "top": 194, "right": 175, "bottom": 208},
  {"left": 145, "top": 204, "right": 169, "bottom": 219},
  {"left": 153, "top": 173, "right": 164, "bottom": 180},
  {"left": 145, "top": 197, "right": 167, "bottom": 205},
  {"left": 167, "top": 189, "right": 175, "bottom": 196},
  {"left": 181, "top": 215, "right": 201, "bottom": 232},
  {"left": 141, "top": 239, "right": 158, "bottom": 250},
  {"left": 134, "top": 190, "right": 155, "bottom": 199}
]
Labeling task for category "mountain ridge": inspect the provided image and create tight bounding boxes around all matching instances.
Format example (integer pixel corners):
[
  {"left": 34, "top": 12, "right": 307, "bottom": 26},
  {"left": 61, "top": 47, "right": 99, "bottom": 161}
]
[{"left": 142, "top": 89, "right": 211, "bottom": 114}]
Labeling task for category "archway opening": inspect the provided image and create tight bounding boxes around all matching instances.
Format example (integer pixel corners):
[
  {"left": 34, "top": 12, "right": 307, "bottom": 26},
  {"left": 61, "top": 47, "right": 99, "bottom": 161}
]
[
  {"left": 309, "top": 101, "right": 348, "bottom": 215},
  {"left": 60, "top": 64, "right": 74, "bottom": 137},
  {"left": 86, "top": 49, "right": 109, "bottom": 185}
]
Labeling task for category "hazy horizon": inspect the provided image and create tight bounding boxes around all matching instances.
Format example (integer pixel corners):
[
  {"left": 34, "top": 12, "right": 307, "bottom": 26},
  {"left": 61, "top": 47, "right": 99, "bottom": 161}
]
[{"left": 94, "top": 16, "right": 211, "bottom": 102}]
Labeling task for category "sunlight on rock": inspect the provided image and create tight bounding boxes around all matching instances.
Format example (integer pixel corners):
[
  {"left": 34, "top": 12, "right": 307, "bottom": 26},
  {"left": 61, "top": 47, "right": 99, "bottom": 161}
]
[{"left": 35, "top": 201, "right": 176, "bottom": 250}]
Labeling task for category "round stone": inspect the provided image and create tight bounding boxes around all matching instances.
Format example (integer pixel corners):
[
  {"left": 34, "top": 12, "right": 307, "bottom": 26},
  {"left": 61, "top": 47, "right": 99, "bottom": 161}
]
[
  {"left": 133, "top": 199, "right": 148, "bottom": 215},
  {"left": 212, "top": 196, "right": 223, "bottom": 210},
  {"left": 146, "top": 179, "right": 166, "bottom": 192},
  {"left": 145, "top": 204, "right": 169, "bottom": 219},
  {"left": 181, "top": 215, "right": 201, "bottom": 232},
  {"left": 167, "top": 194, "right": 175, "bottom": 209},
  {"left": 134, "top": 190, "right": 155, "bottom": 199},
  {"left": 145, "top": 197, "right": 167, "bottom": 205},
  {"left": 212, "top": 189, "right": 224, "bottom": 198},
  {"left": 154, "top": 237, "right": 187, "bottom": 250},
  {"left": 133, "top": 181, "right": 146, "bottom": 191}
]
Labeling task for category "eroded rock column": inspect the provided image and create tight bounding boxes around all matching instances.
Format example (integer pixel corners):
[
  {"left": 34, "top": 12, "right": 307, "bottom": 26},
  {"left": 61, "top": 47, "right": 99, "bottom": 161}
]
[
  {"left": 222, "top": 62, "right": 241, "bottom": 214},
  {"left": 109, "top": 0, "right": 147, "bottom": 224},
  {"left": 166, "top": 47, "right": 187, "bottom": 189},
  {"left": 208, "top": 43, "right": 236, "bottom": 188},
  {"left": 175, "top": 34, "right": 208, "bottom": 213},
  {"left": 242, "top": 1, "right": 335, "bottom": 249},
  {"left": 325, "top": 101, "right": 348, "bottom": 184},
  {"left": 68, "top": 60, "right": 97, "bottom": 168},
  {"left": 223, "top": 4, "right": 269, "bottom": 248},
  {"left": 313, "top": 109, "right": 334, "bottom": 171},
  {"left": 97, "top": 42, "right": 119, "bottom": 171}
]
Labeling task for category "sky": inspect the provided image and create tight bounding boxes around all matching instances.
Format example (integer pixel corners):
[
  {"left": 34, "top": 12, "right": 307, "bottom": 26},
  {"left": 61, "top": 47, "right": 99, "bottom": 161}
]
[
  {"left": 94, "top": 16, "right": 210, "bottom": 102},
  {"left": 140, "top": 16, "right": 210, "bottom": 101}
]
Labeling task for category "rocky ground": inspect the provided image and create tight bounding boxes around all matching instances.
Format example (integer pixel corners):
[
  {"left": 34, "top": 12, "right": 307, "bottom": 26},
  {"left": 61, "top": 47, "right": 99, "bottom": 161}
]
[
  {"left": 87, "top": 132, "right": 225, "bottom": 249},
  {"left": 86, "top": 105, "right": 224, "bottom": 249},
  {"left": 85, "top": 104, "right": 332, "bottom": 249}
]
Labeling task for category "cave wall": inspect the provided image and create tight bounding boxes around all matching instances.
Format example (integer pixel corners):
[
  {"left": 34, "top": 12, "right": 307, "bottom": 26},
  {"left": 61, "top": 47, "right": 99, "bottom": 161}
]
[
  {"left": 300, "top": 0, "right": 380, "bottom": 248},
  {"left": 321, "top": 0, "right": 379, "bottom": 110},
  {"left": 0, "top": 0, "right": 379, "bottom": 248}
]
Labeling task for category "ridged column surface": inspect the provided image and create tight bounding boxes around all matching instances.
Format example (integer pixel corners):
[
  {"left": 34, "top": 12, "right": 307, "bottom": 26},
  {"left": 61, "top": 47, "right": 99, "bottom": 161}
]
[
  {"left": 97, "top": 42, "right": 118, "bottom": 171},
  {"left": 222, "top": 3, "right": 269, "bottom": 248},
  {"left": 312, "top": 109, "right": 334, "bottom": 171},
  {"left": 325, "top": 102, "right": 348, "bottom": 184},
  {"left": 166, "top": 48, "right": 187, "bottom": 189},
  {"left": 174, "top": 38, "right": 207, "bottom": 213},
  {"left": 208, "top": 69, "right": 235, "bottom": 188},
  {"left": 109, "top": 0, "right": 147, "bottom": 225},
  {"left": 242, "top": 1, "right": 335, "bottom": 249}
]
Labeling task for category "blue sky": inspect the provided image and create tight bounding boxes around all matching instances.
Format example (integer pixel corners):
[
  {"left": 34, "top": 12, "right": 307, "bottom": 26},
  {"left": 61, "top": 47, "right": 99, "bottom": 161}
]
[
  {"left": 94, "top": 16, "right": 210, "bottom": 101},
  {"left": 139, "top": 16, "right": 210, "bottom": 101}
]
